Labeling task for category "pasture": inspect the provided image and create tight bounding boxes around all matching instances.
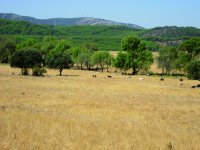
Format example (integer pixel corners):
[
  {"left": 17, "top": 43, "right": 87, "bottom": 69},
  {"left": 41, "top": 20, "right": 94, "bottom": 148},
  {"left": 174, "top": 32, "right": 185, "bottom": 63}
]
[{"left": 0, "top": 64, "right": 200, "bottom": 150}]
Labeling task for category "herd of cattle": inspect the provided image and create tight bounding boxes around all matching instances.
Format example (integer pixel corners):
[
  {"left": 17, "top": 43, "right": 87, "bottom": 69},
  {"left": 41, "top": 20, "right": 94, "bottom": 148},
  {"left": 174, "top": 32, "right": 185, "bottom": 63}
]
[{"left": 92, "top": 74, "right": 200, "bottom": 89}]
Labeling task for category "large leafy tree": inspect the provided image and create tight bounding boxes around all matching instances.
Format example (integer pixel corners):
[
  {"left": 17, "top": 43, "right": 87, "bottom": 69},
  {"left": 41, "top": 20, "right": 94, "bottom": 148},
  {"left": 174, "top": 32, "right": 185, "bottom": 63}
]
[
  {"left": 121, "top": 36, "right": 153, "bottom": 75},
  {"left": 46, "top": 40, "right": 73, "bottom": 76},
  {"left": 179, "top": 37, "right": 200, "bottom": 59},
  {"left": 174, "top": 37, "right": 200, "bottom": 74},
  {"left": 10, "top": 49, "right": 43, "bottom": 75}
]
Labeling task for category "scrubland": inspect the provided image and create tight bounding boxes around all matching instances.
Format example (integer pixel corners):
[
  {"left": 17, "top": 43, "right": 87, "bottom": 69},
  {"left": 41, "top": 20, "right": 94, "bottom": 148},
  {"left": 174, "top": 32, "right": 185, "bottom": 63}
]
[{"left": 0, "top": 64, "right": 200, "bottom": 150}]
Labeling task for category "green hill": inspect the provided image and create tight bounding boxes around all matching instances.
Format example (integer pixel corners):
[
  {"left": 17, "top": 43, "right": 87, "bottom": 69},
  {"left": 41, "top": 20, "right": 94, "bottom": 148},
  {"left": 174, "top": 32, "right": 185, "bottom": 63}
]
[
  {"left": 1, "top": 19, "right": 200, "bottom": 51},
  {"left": 0, "top": 19, "right": 143, "bottom": 50}
]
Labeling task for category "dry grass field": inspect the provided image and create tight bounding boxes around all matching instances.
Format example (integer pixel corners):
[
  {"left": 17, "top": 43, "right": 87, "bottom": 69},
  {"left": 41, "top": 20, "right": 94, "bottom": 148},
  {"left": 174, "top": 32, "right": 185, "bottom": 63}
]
[{"left": 0, "top": 64, "right": 200, "bottom": 150}]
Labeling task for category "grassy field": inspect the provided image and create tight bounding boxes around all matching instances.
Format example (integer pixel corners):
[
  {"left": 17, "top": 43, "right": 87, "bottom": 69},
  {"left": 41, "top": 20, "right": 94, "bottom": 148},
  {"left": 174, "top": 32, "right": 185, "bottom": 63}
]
[{"left": 0, "top": 64, "right": 200, "bottom": 150}]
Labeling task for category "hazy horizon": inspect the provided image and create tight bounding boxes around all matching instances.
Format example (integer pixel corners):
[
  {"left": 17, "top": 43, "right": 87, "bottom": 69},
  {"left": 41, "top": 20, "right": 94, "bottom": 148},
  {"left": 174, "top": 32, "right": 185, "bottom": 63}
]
[{"left": 0, "top": 0, "right": 200, "bottom": 28}]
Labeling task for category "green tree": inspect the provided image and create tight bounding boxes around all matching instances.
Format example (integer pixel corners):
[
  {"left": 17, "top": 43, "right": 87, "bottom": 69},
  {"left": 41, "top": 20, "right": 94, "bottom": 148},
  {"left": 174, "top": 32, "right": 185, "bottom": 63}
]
[
  {"left": 78, "top": 48, "right": 93, "bottom": 70},
  {"left": 71, "top": 47, "right": 82, "bottom": 69},
  {"left": 157, "top": 46, "right": 178, "bottom": 74},
  {"left": 46, "top": 40, "right": 73, "bottom": 76},
  {"left": 173, "top": 51, "right": 190, "bottom": 73},
  {"left": 179, "top": 37, "right": 200, "bottom": 59},
  {"left": 122, "top": 36, "right": 153, "bottom": 75},
  {"left": 174, "top": 37, "right": 200, "bottom": 73},
  {"left": 113, "top": 52, "right": 128, "bottom": 72},
  {"left": 92, "top": 51, "right": 113, "bottom": 72},
  {"left": 10, "top": 49, "right": 43, "bottom": 75},
  {"left": 187, "top": 60, "right": 200, "bottom": 80},
  {"left": 71, "top": 46, "right": 94, "bottom": 70},
  {"left": 104, "top": 52, "right": 113, "bottom": 72}
]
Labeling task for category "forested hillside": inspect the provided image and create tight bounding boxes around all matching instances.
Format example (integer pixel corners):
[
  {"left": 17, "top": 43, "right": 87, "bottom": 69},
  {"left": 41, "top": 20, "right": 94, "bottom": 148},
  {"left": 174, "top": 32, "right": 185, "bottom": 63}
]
[
  {"left": 0, "top": 19, "right": 56, "bottom": 35},
  {"left": 0, "top": 19, "right": 143, "bottom": 50},
  {"left": 141, "top": 26, "right": 200, "bottom": 42},
  {"left": 1, "top": 19, "right": 200, "bottom": 50}
]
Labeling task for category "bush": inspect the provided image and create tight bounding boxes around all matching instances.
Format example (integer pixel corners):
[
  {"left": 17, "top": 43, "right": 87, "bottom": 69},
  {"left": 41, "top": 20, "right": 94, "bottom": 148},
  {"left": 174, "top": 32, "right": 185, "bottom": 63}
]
[
  {"left": 32, "top": 67, "right": 47, "bottom": 76},
  {"left": 10, "top": 49, "right": 43, "bottom": 75},
  {"left": 187, "top": 60, "right": 200, "bottom": 80}
]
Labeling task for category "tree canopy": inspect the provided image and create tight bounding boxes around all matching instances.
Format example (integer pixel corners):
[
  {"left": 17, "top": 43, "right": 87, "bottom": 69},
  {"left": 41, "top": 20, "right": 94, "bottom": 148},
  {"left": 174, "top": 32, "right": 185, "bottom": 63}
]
[
  {"left": 121, "top": 36, "right": 153, "bottom": 75},
  {"left": 46, "top": 40, "right": 73, "bottom": 76},
  {"left": 92, "top": 51, "right": 113, "bottom": 72}
]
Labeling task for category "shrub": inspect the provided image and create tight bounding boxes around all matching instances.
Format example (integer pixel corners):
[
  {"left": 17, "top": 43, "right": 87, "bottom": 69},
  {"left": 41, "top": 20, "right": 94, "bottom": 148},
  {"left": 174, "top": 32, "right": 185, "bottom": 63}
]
[
  {"left": 32, "top": 67, "right": 47, "bottom": 76},
  {"left": 10, "top": 49, "right": 43, "bottom": 75}
]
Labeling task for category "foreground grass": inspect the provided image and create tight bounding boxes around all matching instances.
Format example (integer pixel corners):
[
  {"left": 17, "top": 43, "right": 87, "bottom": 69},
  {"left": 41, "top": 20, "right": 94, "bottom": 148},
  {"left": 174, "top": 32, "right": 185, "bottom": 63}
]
[{"left": 0, "top": 65, "right": 200, "bottom": 150}]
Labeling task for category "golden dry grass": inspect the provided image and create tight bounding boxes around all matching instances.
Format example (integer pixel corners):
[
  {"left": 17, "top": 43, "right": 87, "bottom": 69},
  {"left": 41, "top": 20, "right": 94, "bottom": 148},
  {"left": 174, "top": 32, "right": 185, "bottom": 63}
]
[{"left": 0, "top": 64, "right": 200, "bottom": 150}]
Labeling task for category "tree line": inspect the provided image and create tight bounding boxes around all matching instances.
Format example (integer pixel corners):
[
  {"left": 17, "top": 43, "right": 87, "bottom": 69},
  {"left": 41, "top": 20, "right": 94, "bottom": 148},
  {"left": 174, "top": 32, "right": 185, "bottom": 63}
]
[
  {"left": 157, "top": 37, "right": 200, "bottom": 79},
  {"left": 0, "top": 35, "right": 200, "bottom": 79}
]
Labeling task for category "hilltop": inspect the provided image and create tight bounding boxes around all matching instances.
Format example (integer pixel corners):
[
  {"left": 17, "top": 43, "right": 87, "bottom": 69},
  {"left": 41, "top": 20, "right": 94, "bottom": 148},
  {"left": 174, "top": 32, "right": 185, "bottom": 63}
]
[
  {"left": 0, "top": 13, "right": 144, "bottom": 29},
  {"left": 0, "top": 19, "right": 144, "bottom": 50}
]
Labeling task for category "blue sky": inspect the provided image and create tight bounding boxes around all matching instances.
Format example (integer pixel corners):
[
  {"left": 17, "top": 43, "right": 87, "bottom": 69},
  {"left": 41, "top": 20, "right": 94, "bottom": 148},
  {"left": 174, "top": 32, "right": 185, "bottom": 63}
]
[{"left": 0, "top": 0, "right": 200, "bottom": 28}]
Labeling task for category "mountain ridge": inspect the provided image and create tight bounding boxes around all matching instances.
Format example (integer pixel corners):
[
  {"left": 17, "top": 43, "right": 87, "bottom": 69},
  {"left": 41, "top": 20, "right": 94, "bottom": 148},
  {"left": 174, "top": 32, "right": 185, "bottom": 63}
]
[{"left": 0, "top": 13, "right": 144, "bottom": 29}]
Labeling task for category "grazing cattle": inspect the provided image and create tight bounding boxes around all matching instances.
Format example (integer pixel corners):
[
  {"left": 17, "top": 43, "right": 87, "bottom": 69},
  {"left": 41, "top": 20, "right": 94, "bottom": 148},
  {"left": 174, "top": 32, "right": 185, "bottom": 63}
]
[
  {"left": 196, "top": 84, "right": 200, "bottom": 88},
  {"left": 139, "top": 78, "right": 143, "bottom": 80},
  {"left": 191, "top": 86, "right": 196, "bottom": 88},
  {"left": 179, "top": 78, "right": 183, "bottom": 81},
  {"left": 107, "top": 75, "right": 112, "bottom": 78},
  {"left": 160, "top": 78, "right": 164, "bottom": 81},
  {"left": 92, "top": 75, "right": 97, "bottom": 78}
]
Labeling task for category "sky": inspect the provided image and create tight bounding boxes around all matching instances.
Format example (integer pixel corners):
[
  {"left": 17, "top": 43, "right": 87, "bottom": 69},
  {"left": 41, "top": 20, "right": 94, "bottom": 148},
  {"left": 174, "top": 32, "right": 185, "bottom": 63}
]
[{"left": 0, "top": 0, "right": 200, "bottom": 28}]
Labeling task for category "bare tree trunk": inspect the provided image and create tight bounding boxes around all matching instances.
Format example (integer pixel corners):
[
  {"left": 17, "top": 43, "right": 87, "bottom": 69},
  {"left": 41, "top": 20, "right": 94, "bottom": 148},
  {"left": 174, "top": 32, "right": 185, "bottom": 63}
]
[
  {"left": 59, "top": 69, "right": 62, "bottom": 76},
  {"left": 106, "top": 65, "right": 109, "bottom": 72},
  {"left": 132, "top": 67, "right": 137, "bottom": 75}
]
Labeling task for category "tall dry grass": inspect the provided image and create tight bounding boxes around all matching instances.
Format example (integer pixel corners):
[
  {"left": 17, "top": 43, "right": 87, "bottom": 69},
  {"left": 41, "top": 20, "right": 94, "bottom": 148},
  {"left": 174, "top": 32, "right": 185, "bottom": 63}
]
[{"left": 0, "top": 64, "right": 200, "bottom": 150}]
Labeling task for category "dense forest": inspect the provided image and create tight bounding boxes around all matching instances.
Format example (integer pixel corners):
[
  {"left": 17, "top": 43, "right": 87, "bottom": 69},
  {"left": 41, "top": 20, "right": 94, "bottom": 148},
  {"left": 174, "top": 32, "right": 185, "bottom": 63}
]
[
  {"left": 0, "top": 19, "right": 142, "bottom": 50},
  {"left": 2, "top": 19, "right": 200, "bottom": 51}
]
